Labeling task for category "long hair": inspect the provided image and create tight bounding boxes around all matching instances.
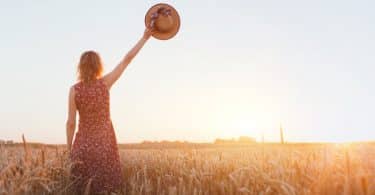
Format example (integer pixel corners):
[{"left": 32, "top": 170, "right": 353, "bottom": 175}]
[{"left": 77, "top": 51, "right": 103, "bottom": 83}]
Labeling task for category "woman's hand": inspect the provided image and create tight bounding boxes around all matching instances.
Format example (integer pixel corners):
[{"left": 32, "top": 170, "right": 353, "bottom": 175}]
[
  {"left": 143, "top": 27, "right": 154, "bottom": 40},
  {"left": 65, "top": 147, "right": 71, "bottom": 158}
]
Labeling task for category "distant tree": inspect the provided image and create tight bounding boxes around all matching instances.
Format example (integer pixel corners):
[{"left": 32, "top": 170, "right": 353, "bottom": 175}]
[
  {"left": 238, "top": 136, "right": 256, "bottom": 143},
  {"left": 6, "top": 140, "right": 14, "bottom": 145},
  {"left": 215, "top": 137, "right": 256, "bottom": 144},
  {"left": 214, "top": 139, "right": 222, "bottom": 144},
  {"left": 214, "top": 138, "right": 235, "bottom": 144}
]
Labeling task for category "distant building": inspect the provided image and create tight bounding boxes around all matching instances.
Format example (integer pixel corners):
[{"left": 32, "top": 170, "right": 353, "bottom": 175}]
[{"left": 0, "top": 139, "right": 5, "bottom": 144}]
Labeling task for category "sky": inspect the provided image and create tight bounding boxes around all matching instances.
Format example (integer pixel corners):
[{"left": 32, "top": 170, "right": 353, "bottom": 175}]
[{"left": 0, "top": 0, "right": 374, "bottom": 144}]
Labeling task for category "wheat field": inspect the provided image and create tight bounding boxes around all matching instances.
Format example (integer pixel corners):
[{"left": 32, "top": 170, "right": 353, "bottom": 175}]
[{"left": 0, "top": 141, "right": 374, "bottom": 195}]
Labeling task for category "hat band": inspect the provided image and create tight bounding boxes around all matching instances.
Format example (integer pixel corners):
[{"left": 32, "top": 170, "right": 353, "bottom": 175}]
[{"left": 150, "top": 7, "right": 172, "bottom": 29}]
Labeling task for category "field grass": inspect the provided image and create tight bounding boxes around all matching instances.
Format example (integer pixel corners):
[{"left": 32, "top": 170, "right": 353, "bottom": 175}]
[{"left": 0, "top": 142, "right": 374, "bottom": 195}]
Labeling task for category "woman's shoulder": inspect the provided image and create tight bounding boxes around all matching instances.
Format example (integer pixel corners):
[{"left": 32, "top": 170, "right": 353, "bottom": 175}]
[
  {"left": 67, "top": 83, "right": 78, "bottom": 99},
  {"left": 97, "top": 77, "right": 110, "bottom": 91},
  {"left": 71, "top": 81, "right": 83, "bottom": 92},
  {"left": 72, "top": 81, "right": 82, "bottom": 88}
]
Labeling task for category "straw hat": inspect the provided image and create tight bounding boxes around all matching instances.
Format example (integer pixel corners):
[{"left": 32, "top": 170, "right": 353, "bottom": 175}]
[{"left": 144, "top": 3, "right": 180, "bottom": 40}]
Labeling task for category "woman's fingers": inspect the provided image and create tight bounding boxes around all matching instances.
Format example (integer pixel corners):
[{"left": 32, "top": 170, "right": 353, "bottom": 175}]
[{"left": 144, "top": 27, "right": 156, "bottom": 39}]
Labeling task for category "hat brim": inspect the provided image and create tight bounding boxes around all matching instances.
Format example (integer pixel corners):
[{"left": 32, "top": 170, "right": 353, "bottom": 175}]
[{"left": 145, "top": 3, "right": 180, "bottom": 40}]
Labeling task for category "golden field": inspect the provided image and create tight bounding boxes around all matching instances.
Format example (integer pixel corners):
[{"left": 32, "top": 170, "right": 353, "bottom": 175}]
[{"left": 0, "top": 142, "right": 374, "bottom": 195}]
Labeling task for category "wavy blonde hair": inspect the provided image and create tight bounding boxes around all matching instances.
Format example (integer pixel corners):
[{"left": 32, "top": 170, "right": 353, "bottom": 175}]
[{"left": 77, "top": 51, "right": 103, "bottom": 83}]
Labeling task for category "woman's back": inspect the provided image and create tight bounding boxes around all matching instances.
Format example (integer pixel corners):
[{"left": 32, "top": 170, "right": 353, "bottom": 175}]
[
  {"left": 74, "top": 79, "right": 110, "bottom": 126},
  {"left": 70, "top": 79, "right": 123, "bottom": 194}
]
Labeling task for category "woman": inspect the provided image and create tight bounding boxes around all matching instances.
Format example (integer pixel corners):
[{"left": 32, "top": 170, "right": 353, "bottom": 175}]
[{"left": 66, "top": 28, "right": 153, "bottom": 194}]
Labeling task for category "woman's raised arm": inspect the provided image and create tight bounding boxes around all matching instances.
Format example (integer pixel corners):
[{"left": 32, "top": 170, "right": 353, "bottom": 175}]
[{"left": 102, "top": 28, "right": 153, "bottom": 89}]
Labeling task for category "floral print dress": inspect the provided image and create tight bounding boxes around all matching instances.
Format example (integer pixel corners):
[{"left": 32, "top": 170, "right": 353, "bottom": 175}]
[{"left": 70, "top": 79, "right": 123, "bottom": 194}]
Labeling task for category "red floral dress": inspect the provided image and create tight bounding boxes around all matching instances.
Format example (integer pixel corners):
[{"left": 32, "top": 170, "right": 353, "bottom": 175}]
[{"left": 70, "top": 79, "right": 123, "bottom": 194}]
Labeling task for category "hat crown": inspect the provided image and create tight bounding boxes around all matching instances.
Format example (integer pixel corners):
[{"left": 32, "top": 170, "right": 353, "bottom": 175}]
[
  {"left": 145, "top": 3, "right": 180, "bottom": 40},
  {"left": 155, "top": 15, "right": 174, "bottom": 32}
]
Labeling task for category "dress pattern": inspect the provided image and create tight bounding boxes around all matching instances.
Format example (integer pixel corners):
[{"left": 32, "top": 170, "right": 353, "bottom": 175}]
[{"left": 70, "top": 79, "right": 123, "bottom": 194}]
